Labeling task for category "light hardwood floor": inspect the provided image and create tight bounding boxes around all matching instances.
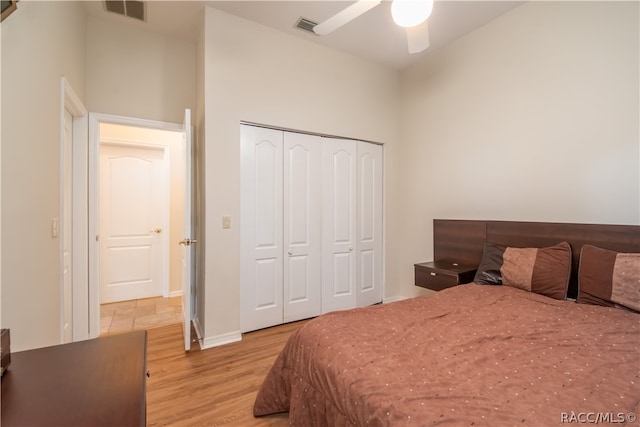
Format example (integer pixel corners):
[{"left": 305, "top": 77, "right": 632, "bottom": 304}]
[{"left": 146, "top": 321, "right": 306, "bottom": 426}]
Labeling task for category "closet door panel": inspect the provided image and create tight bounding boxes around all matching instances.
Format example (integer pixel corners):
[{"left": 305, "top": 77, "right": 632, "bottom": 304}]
[
  {"left": 240, "top": 125, "right": 284, "bottom": 332},
  {"left": 333, "top": 252, "right": 353, "bottom": 295},
  {"left": 333, "top": 152, "right": 354, "bottom": 242},
  {"left": 359, "top": 249, "right": 375, "bottom": 293},
  {"left": 357, "top": 142, "right": 383, "bottom": 307},
  {"left": 254, "top": 258, "right": 279, "bottom": 309},
  {"left": 283, "top": 132, "right": 322, "bottom": 323},
  {"left": 322, "top": 138, "right": 357, "bottom": 313},
  {"left": 255, "top": 143, "right": 280, "bottom": 248}
]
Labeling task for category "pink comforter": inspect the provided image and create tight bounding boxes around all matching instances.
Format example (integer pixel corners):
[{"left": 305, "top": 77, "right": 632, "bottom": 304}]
[{"left": 254, "top": 284, "right": 640, "bottom": 426}]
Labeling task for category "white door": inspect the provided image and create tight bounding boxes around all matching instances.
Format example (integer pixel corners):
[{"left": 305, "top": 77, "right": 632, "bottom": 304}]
[
  {"left": 99, "top": 143, "right": 168, "bottom": 303},
  {"left": 240, "top": 125, "right": 284, "bottom": 332},
  {"left": 180, "top": 109, "right": 194, "bottom": 351},
  {"left": 283, "top": 132, "right": 322, "bottom": 323},
  {"left": 356, "top": 142, "right": 383, "bottom": 307},
  {"left": 322, "top": 138, "right": 357, "bottom": 313},
  {"left": 62, "top": 109, "right": 73, "bottom": 343}
]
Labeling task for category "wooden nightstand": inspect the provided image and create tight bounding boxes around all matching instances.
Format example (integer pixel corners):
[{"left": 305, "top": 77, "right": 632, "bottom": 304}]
[{"left": 414, "top": 260, "right": 477, "bottom": 291}]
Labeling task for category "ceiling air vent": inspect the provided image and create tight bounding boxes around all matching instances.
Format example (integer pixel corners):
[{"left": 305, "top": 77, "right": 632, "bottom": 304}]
[
  {"left": 104, "top": 1, "right": 146, "bottom": 22},
  {"left": 295, "top": 17, "right": 318, "bottom": 34}
]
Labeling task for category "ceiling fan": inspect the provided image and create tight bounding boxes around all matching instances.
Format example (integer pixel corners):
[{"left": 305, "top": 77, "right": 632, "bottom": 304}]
[{"left": 313, "top": 0, "right": 434, "bottom": 54}]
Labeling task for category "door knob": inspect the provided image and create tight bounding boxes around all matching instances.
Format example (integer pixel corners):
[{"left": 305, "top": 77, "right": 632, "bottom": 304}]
[
  {"left": 288, "top": 250, "right": 293, "bottom": 256},
  {"left": 150, "top": 228, "right": 162, "bottom": 234}
]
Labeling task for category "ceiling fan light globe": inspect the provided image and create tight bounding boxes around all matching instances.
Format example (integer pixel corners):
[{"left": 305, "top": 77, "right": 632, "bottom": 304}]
[{"left": 391, "top": 0, "right": 434, "bottom": 28}]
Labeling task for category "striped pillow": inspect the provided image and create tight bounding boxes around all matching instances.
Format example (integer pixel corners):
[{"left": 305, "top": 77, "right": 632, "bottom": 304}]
[
  {"left": 577, "top": 245, "right": 640, "bottom": 312},
  {"left": 474, "top": 241, "right": 572, "bottom": 300}
]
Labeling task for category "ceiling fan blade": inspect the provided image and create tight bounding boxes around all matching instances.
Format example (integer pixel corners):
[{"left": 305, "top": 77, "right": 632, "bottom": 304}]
[
  {"left": 313, "top": 0, "right": 382, "bottom": 36},
  {"left": 406, "top": 21, "right": 430, "bottom": 54}
]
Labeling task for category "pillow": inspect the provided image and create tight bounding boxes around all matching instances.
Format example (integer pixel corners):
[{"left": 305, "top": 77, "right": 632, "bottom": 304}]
[
  {"left": 473, "top": 243, "right": 505, "bottom": 285},
  {"left": 577, "top": 244, "right": 640, "bottom": 312},
  {"left": 474, "top": 241, "right": 572, "bottom": 300}
]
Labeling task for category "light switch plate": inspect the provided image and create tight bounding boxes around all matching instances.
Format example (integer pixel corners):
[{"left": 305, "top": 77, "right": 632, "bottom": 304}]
[
  {"left": 222, "top": 215, "right": 231, "bottom": 229},
  {"left": 51, "top": 218, "right": 59, "bottom": 238}
]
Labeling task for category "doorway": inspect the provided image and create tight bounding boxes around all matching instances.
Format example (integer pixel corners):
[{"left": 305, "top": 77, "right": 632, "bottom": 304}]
[{"left": 89, "top": 115, "right": 188, "bottom": 337}]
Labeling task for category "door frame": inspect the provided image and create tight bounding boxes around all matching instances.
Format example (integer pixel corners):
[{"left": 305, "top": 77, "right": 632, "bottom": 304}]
[
  {"left": 60, "top": 77, "right": 88, "bottom": 342},
  {"left": 88, "top": 113, "right": 184, "bottom": 338}
]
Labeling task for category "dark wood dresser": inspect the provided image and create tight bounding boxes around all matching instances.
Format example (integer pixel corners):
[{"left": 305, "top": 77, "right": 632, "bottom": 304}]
[{"left": 1, "top": 330, "right": 147, "bottom": 427}]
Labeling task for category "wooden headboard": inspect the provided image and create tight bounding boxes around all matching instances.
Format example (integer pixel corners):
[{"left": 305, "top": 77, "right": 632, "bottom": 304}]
[{"left": 433, "top": 219, "right": 640, "bottom": 299}]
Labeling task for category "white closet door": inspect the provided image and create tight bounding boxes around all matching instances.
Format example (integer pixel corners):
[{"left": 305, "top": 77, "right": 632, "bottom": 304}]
[
  {"left": 357, "top": 142, "right": 383, "bottom": 307},
  {"left": 283, "top": 132, "right": 322, "bottom": 322},
  {"left": 240, "top": 125, "right": 283, "bottom": 332},
  {"left": 322, "top": 138, "right": 357, "bottom": 313}
]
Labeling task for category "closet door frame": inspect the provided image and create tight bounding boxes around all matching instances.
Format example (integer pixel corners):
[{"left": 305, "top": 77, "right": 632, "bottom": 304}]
[{"left": 241, "top": 124, "right": 385, "bottom": 331}]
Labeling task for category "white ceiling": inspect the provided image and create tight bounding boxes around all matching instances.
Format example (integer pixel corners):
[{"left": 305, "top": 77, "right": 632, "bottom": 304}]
[{"left": 85, "top": 1, "right": 524, "bottom": 70}]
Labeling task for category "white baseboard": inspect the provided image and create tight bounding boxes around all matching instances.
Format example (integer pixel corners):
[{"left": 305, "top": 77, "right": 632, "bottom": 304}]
[
  {"left": 200, "top": 330, "right": 242, "bottom": 350},
  {"left": 168, "top": 290, "right": 183, "bottom": 298},
  {"left": 383, "top": 295, "right": 409, "bottom": 304}
]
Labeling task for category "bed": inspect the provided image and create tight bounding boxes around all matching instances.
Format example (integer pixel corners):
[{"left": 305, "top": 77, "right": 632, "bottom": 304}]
[{"left": 254, "top": 220, "right": 640, "bottom": 426}]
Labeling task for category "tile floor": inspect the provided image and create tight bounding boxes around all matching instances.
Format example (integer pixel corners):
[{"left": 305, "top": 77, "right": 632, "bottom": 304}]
[{"left": 100, "top": 296, "right": 183, "bottom": 336}]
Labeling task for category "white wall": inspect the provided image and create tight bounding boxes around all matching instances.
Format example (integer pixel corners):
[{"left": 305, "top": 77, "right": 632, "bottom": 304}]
[
  {"left": 86, "top": 15, "right": 196, "bottom": 124},
  {"left": 393, "top": 1, "right": 640, "bottom": 298},
  {"left": 200, "top": 7, "right": 399, "bottom": 345},
  {"left": 1, "top": 1, "right": 86, "bottom": 351}
]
